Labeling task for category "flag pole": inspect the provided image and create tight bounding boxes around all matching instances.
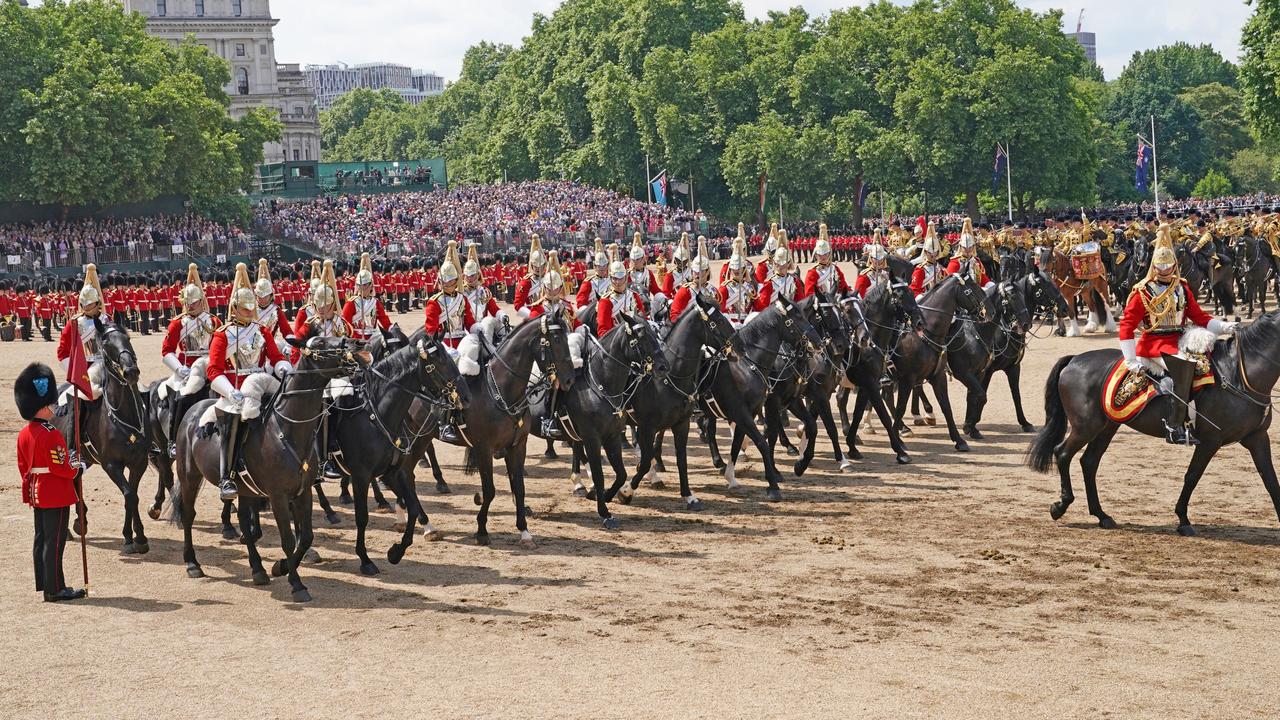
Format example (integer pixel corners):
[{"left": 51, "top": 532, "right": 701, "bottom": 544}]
[
  {"left": 73, "top": 395, "right": 88, "bottom": 595},
  {"left": 645, "top": 154, "right": 652, "bottom": 204},
  {"left": 1004, "top": 141, "right": 1014, "bottom": 223},
  {"left": 1150, "top": 115, "right": 1161, "bottom": 217}
]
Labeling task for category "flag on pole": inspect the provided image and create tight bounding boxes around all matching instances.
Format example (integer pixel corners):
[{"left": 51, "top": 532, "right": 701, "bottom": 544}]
[
  {"left": 650, "top": 170, "right": 668, "bottom": 206},
  {"left": 757, "top": 174, "right": 768, "bottom": 213},
  {"left": 1135, "top": 140, "right": 1153, "bottom": 193},
  {"left": 858, "top": 181, "right": 872, "bottom": 211},
  {"left": 64, "top": 320, "right": 92, "bottom": 399},
  {"left": 993, "top": 144, "right": 1007, "bottom": 195}
]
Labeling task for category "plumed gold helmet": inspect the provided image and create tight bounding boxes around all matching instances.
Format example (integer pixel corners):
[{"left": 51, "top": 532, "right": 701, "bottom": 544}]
[
  {"left": 254, "top": 258, "right": 274, "bottom": 298},
  {"left": 229, "top": 262, "right": 256, "bottom": 317},
  {"left": 181, "top": 263, "right": 206, "bottom": 308},
  {"left": 356, "top": 252, "right": 374, "bottom": 286},
  {"left": 79, "top": 263, "right": 103, "bottom": 308},
  {"left": 439, "top": 240, "right": 461, "bottom": 283}
]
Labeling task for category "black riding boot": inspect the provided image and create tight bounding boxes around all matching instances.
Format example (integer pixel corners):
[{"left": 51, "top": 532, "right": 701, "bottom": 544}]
[
  {"left": 167, "top": 390, "right": 182, "bottom": 458},
  {"left": 218, "top": 411, "right": 241, "bottom": 501},
  {"left": 541, "top": 389, "right": 566, "bottom": 440},
  {"left": 1160, "top": 354, "right": 1199, "bottom": 446},
  {"left": 438, "top": 410, "right": 466, "bottom": 444},
  {"left": 320, "top": 414, "right": 341, "bottom": 480}
]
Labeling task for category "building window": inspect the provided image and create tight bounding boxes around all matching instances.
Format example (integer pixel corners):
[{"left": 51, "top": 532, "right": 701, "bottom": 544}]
[
  {"left": 194, "top": 0, "right": 203, "bottom": 16},
  {"left": 232, "top": 0, "right": 242, "bottom": 17},
  {"left": 293, "top": 149, "right": 301, "bottom": 161},
  {"left": 259, "top": 43, "right": 267, "bottom": 56},
  {"left": 293, "top": 106, "right": 303, "bottom": 117},
  {"left": 236, "top": 68, "right": 249, "bottom": 95},
  {"left": 235, "top": 43, "right": 245, "bottom": 57},
  {"left": 156, "top": 0, "right": 166, "bottom": 16}
]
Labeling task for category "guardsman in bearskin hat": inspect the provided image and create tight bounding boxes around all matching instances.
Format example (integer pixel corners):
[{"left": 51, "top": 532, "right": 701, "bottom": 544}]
[
  {"left": 342, "top": 253, "right": 392, "bottom": 342},
  {"left": 946, "top": 217, "right": 994, "bottom": 289},
  {"left": 669, "top": 236, "right": 719, "bottom": 324},
  {"left": 160, "top": 264, "right": 217, "bottom": 457},
  {"left": 424, "top": 240, "right": 475, "bottom": 349},
  {"left": 514, "top": 234, "right": 548, "bottom": 319},
  {"left": 16, "top": 362, "right": 87, "bottom": 602},
  {"left": 909, "top": 222, "right": 947, "bottom": 299},
  {"left": 596, "top": 245, "right": 647, "bottom": 337},
  {"left": 853, "top": 229, "right": 892, "bottom": 297},
  {"left": 576, "top": 238, "right": 612, "bottom": 309},
  {"left": 719, "top": 233, "right": 761, "bottom": 327},
  {"left": 206, "top": 263, "right": 292, "bottom": 501},
  {"left": 1118, "top": 223, "right": 1236, "bottom": 445},
  {"left": 461, "top": 243, "right": 501, "bottom": 321},
  {"left": 757, "top": 230, "right": 806, "bottom": 305},
  {"left": 805, "top": 223, "right": 851, "bottom": 298},
  {"left": 35, "top": 284, "right": 54, "bottom": 342}
]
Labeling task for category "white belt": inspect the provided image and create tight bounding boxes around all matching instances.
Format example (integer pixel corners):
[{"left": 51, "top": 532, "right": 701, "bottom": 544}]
[
  {"left": 182, "top": 350, "right": 208, "bottom": 358},
  {"left": 445, "top": 330, "right": 465, "bottom": 339},
  {"left": 232, "top": 368, "right": 258, "bottom": 377}
]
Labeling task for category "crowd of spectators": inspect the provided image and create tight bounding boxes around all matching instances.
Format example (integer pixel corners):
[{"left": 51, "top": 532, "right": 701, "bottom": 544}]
[{"left": 0, "top": 214, "right": 250, "bottom": 272}]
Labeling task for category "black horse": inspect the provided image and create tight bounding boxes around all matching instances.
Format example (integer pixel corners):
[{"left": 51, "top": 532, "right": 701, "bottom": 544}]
[
  {"left": 701, "top": 296, "right": 823, "bottom": 500},
  {"left": 608, "top": 294, "right": 741, "bottom": 509},
  {"left": 943, "top": 280, "right": 1033, "bottom": 440},
  {"left": 51, "top": 321, "right": 152, "bottom": 554},
  {"left": 170, "top": 335, "right": 366, "bottom": 602},
  {"left": 966, "top": 271, "right": 1069, "bottom": 436},
  {"left": 1028, "top": 312, "right": 1280, "bottom": 536},
  {"left": 837, "top": 279, "right": 920, "bottom": 465},
  {"left": 533, "top": 315, "right": 667, "bottom": 528},
  {"left": 328, "top": 336, "right": 469, "bottom": 575},
  {"left": 143, "top": 381, "right": 238, "bottom": 539},
  {"left": 888, "top": 274, "right": 993, "bottom": 452},
  {"left": 1239, "top": 236, "right": 1274, "bottom": 319}
]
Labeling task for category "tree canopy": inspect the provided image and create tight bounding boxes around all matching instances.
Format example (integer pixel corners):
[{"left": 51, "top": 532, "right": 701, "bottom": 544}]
[{"left": 0, "top": 0, "right": 280, "bottom": 208}]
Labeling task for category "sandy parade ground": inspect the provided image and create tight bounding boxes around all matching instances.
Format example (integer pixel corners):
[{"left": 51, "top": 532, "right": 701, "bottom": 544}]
[{"left": 1, "top": 261, "right": 1278, "bottom": 719}]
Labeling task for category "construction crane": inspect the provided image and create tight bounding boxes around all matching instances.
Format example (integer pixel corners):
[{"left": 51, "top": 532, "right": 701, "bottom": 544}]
[{"left": 1076, "top": 9, "right": 1084, "bottom": 34}]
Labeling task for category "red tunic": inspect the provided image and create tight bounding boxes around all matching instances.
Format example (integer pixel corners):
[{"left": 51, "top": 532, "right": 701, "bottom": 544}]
[
  {"left": 161, "top": 315, "right": 214, "bottom": 367},
  {"left": 18, "top": 420, "right": 80, "bottom": 509},
  {"left": 513, "top": 275, "right": 539, "bottom": 312},
  {"left": 207, "top": 322, "right": 287, "bottom": 390},
  {"left": 945, "top": 257, "right": 989, "bottom": 286},
  {"left": 803, "top": 265, "right": 850, "bottom": 297},
  {"left": 909, "top": 263, "right": 948, "bottom": 297},
  {"left": 342, "top": 297, "right": 391, "bottom": 341},
  {"left": 596, "top": 291, "right": 646, "bottom": 337},
  {"left": 527, "top": 298, "right": 580, "bottom": 329},
  {"left": 668, "top": 285, "right": 718, "bottom": 324},
  {"left": 1118, "top": 279, "right": 1213, "bottom": 358},
  {"left": 756, "top": 274, "right": 806, "bottom": 306},
  {"left": 423, "top": 292, "right": 475, "bottom": 348}
]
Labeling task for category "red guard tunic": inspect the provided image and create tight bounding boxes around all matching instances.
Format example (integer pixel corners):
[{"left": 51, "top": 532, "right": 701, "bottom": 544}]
[
  {"left": 256, "top": 303, "right": 292, "bottom": 338},
  {"left": 945, "top": 256, "right": 990, "bottom": 286},
  {"left": 627, "top": 267, "right": 661, "bottom": 305},
  {"left": 909, "top": 262, "right": 948, "bottom": 298},
  {"left": 423, "top": 291, "right": 475, "bottom": 348},
  {"left": 668, "top": 284, "right": 719, "bottom": 324},
  {"left": 576, "top": 273, "right": 610, "bottom": 308},
  {"left": 661, "top": 267, "right": 693, "bottom": 297},
  {"left": 161, "top": 312, "right": 216, "bottom": 367},
  {"left": 1118, "top": 279, "right": 1213, "bottom": 358},
  {"left": 207, "top": 321, "right": 287, "bottom": 390},
  {"left": 513, "top": 273, "right": 543, "bottom": 313},
  {"left": 596, "top": 290, "right": 646, "bottom": 337},
  {"left": 342, "top": 296, "right": 391, "bottom": 341},
  {"left": 804, "top": 264, "right": 850, "bottom": 297},
  {"left": 19, "top": 420, "right": 80, "bottom": 509},
  {"left": 290, "top": 312, "right": 352, "bottom": 364},
  {"left": 756, "top": 271, "right": 806, "bottom": 306},
  {"left": 718, "top": 281, "right": 763, "bottom": 326},
  {"left": 852, "top": 268, "right": 891, "bottom": 297},
  {"left": 462, "top": 285, "right": 501, "bottom": 320},
  {"left": 528, "top": 297, "right": 579, "bottom": 329}
]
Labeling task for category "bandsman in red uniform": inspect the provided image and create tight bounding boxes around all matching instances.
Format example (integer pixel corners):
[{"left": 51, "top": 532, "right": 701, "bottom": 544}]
[
  {"left": 15, "top": 362, "right": 86, "bottom": 602},
  {"left": 36, "top": 284, "right": 55, "bottom": 341},
  {"left": 945, "top": 218, "right": 993, "bottom": 290},
  {"left": 756, "top": 231, "right": 806, "bottom": 306},
  {"left": 719, "top": 234, "right": 763, "bottom": 327},
  {"left": 206, "top": 263, "right": 292, "bottom": 500},
  {"left": 669, "top": 236, "right": 720, "bottom": 324},
  {"left": 14, "top": 281, "right": 33, "bottom": 341},
  {"left": 853, "top": 231, "right": 893, "bottom": 297},
  {"left": 343, "top": 253, "right": 392, "bottom": 342},
  {"left": 514, "top": 234, "right": 548, "bottom": 319},
  {"left": 461, "top": 243, "right": 501, "bottom": 321},
  {"left": 1118, "top": 224, "right": 1235, "bottom": 446},
  {"left": 160, "top": 264, "right": 217, "bottom": 457},
  {"left": 597, "top": 247, "right": 647, "bottom": 337},
  {"left": 804, "top": 224, "right": 851, "bottom": 298},
  {"left": 909, "top": 222, "right": 948, "bottom": 299}
]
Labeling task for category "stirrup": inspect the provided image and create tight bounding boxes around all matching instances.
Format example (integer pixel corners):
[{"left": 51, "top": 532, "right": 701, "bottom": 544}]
[
  {"left": 541, "top": 417, "right": 565, "bottom": 440},
  {"left": 320, "top": 459, "right": 341, "bottom": 480},
  {"left": 438, "top": 424, "right": 462, "bottom": 444},
  {"left": 1164, "top": 421, "right": 1199, "bottom": 447},
  {"left": 167, "top": 441, "right": 177, "bottom": 459},
  {"left": 219, "top": 477, "right": 238, "bottom": 502}
]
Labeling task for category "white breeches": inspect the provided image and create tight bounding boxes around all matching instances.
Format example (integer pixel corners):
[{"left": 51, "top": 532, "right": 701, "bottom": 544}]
[
  {"left": 214, "top": 373, "right": 280, "bottom": 420},
  {"left": 165, "top": 357, "right": 209, "bottom": 396},
  {"left": 60, "top": 361, "right": 104, "bottom": 403}
]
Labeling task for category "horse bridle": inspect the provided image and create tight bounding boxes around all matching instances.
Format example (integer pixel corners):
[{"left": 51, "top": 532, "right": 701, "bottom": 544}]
[
  {"left": 486, "top": 317, "right": 562, "bottom": 418},
  {"left": 100, "top": 326, "right": 147, "bottom": 441}
]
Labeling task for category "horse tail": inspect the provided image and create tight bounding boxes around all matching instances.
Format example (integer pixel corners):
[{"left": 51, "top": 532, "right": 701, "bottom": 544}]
[
  {"left": 166, "top": 469, "right": 184, "bottom": 525},
  {"left": 1026, "top": 354, "right": 1073, "bottom": 473},
  {"left": 463, "top": 447, "right": 477, "bottom": 476}
]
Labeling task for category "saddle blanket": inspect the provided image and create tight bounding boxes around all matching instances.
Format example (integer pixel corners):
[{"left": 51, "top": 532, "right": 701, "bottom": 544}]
[{"left": 1102, "top": 356, "right": 1214, "bottom": 423}]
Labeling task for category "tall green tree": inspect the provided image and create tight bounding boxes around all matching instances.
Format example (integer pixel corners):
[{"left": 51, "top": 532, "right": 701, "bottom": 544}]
[{"left": 1241, "top": 0, "right": 1280, "bottom": 142}]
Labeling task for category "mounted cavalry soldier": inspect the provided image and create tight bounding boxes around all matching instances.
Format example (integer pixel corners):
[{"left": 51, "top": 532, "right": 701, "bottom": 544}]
[
  {"left": 55, "top": 264, "right": 107, "bottom": 432},
  {"left": 596, "top": 246, "right": 647, "bottom": 337},
  {"left": 804, "top": 223, "right": 851, "bottom": 298},
  {"left": 627, "top": 232, "right": 664, "bottom": 313},
  {"left": 342, "top": 253, "right": 392, "bottom": 343},
  {"left": 853, "top": 230, "right": 892, "bottom": 297},
  {"left": 253, "top": 258, "right": 292, "bottom": 357},
  {"left": 514, "top": 234, "right": 548, "bottom": 320},
  {"left": 668, "top": 236, "right": 719, "bottom": 324},
  {"left": 1118, "top": 223, "right": 1236, "bottom": 446},
  {"left": 719, "top": 234, "right": 760, "bottom": 327},
  {"left": 527, "top": 251, "right": 578, "bottom": 327},
  {"left": 292, "top": 260, "right": 352, "bottom": 364},
  {"left": 661, "top": 233, "right": 694, "bottom": 297},
  {"left": 909, "top": 222, "right": 948, "bottom": 300},
  {"left": 575, "top": 237, "right": 612, "bottom": 309},
  {"left": 159, "top": 264, "right": 216, "bottom": 458},
  {"left": 424, "top": 240, "right": 476, "bottom": 351},
  {"left": 461, "top": 243, "right": 501, "bottom": 320},
  {"left": 720, "top": 223, "right": 754, "bottom": 284},
  {"left": 755, "top": 223, "right": 781, "bottom": 283},
  {"left": 756, "top": 230, "right": 806, "bottom": 305},
  {"left": 946, "top": 217, "right": 994, "bottom": 290},
  {"left": 207, "top": 263, "right": 292, "bottom": 502}
]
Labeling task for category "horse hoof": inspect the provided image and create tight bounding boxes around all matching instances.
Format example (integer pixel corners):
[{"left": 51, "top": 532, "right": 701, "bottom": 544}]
[
  {"left": 387, "top": 545, "right": 406, "bottom": 565},
  {"left": 360, "top": 562, "right": 380, "bottom": 576},
  {"left": 392, "top": 522, "right": 407, "bottom": 534},
  {"left": 1049, "top": 501, "right": 1068, "bottom": 520},
  {"left": 543, "top": 448, "right": 558, "bottom": 460},
  {"left": 518, "top": 538, "right": 538, "bottom": 549},
  {"left": 618, "top": 491, "right": 634, "bottom": 506},
  {"left": 338, "top": 493, "right": 353, "bottom": 505},
  {"left": 573, "top": 485, "right": 587, "bottom": 498},
  {"left": 912, "top": 418, "right": 926, "bottom": 427},
  {"left": 424, "top": 529, "right": 445, "bottom": 542},
  {"left": 186, "top": 564, "right": 205, "bottom": 579},
  {"left": 955, "top": 441, "right": 970, "bottom": 453},
  {"left": 1020, "top": 423, "right": 1036, "bottom": 433},
  {"left": 650, "top": 478, "right": 666, "bottom": 490},
  {"left": 147, "top": 506, "right": 162, "bottom": 521},
  {"left": 134, "top": 542, "right": 150, "bottom": 555},
  {"left": 325, "top": 512, "right": 341, "bottom": 525},
  {"left": 839, "top": 460, "right": 854, "bottom": 472},
  {"left": 765, "top": 487, "right": 783, "bottom": 502},
  {"left": 1097, "top": 515, "right": 1118, "bottom": 530},
  {"left": 271, "top": 560, "right": 288, "bottom": 577},
  {"left": 252, "top": 570, "right": 270, "bottom": 586},
  {"left": 925, "top": 417, "right": 937, "bottom": 427},
  {"left": 435, "top": 480, "right": 451, "bottom": 495},
  {"left": 785, "top": 446, "right": 799, "bottom": 457},
  {"left": 793, "top": 461, "right": 808, "bottom": 477},
  {"left": 1177, "top": 524, "right": 1197, "bottom": 537},
  {"left": 896, "top": 453, "right": 911, "bottom": 465},
  {"left": 473, "top": 492, "right": 483, "bottom": 506},
  {"left": 848, "top": 448, "right": 863, "bottom": 461},
  {"left": 221, "top": 527, "right": 239, "bottom": 540},
  {"left": 602, "top": 517, "right": 621, "bottom": 531},
  {"left": 899, "top": 426, "right": 913, "bottom": 436},
  {"left": 966, "top": 428, "right": 983, "bottom": 440},
  {"left": 303, "top": 548, "right": 321, "bottom": 564},
  {"left": 291, "top": 589, "right": 312, "bottom": 603},
  {"left": 122, "top": 543, "right": 137, "bottom": 555},
  {"left": 712, "top": 459, "right": 726, "bottom": 471},
  {"left": 376, "top": 502, "right": 393, "bottom": 514},
  {"left": 475, "top": 533, "right": 490, "bottom": 546},
  {"left": 686, "top": 498, "right": 704, "bottom": 512}
]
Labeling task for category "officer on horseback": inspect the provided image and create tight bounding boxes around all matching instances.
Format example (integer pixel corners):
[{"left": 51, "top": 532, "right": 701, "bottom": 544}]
[
  {"left": 854, "top": 230, "right": 892, "bottom": 297},
  {"left": 627, "top": 232, "right": 664, "bottom": 314},
  {"left": 1118, "top": 224, "right": 1236, "bottom": 446},
  {"left": 576, "top": 238, "right": 612, "bottom": 309},
  {"left": 947, "top": 218, "right": 995, "bottom": 290},
  {"left": 207, "top": 263, "right": 292, "bottom": 501},
  {"left": 719, "top": 234, "right": 760, "bottom": 327},
  {"left": 461, "top": 243, "right": 501, "bottom": 320},
  {"left": 254, "top": 259, "right": 292, "bottom": 357},
  {"left": 514, "top": 234, "right": 547, "bottom": 320},
  {"left": 342, "top": 253, "right": 392, "bottom": 343},
  {"left": 160, "top": 264, "right": 216, "bottom": 458},
  {"left": 757, "top": 231, "right": 806, "bottom": 305},
  {"left": 668, "top": 236, "right": 719, "bottom": 324},
  {"left": 909, "top": 222, "right": 948, "bottom": 300},
  {"left": 804, "top": 224, "right": 851, "bottom": 298},
  {"left": 597, "top": 247, "right": 647, "bottom": 337},
  {"left": 55, "top": 264, "right": 106, "bottom": 441}
]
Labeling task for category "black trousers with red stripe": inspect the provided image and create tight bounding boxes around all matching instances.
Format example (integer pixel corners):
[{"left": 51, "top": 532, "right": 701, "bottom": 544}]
[{"left": 32, "top": 506, "right": 69, "bottom": 594}]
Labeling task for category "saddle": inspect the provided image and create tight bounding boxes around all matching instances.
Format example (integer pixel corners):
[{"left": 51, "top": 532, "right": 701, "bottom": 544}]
[{"left": 1102, "top": 354, "right": 1215, "bottom": 423}]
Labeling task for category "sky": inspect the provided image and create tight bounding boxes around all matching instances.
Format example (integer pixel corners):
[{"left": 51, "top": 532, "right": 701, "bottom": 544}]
[{"left": 260, "top": 0, "right": 1254, "bottom": 82}]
